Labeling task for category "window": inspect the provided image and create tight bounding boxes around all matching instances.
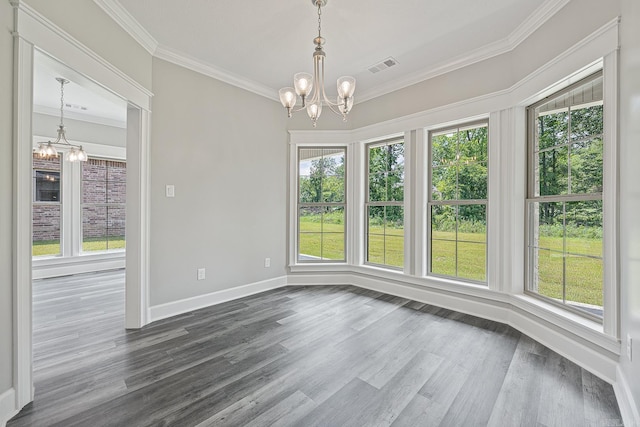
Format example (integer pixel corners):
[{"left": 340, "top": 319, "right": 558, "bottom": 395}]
[
  {"left": 32, "top": 155, "right": 62, "bottom": 256},
  {"left": 298, "top": 148, "right": 346, "bottom": 262},
  {"left": 428, "top": 122, "right": 488, "bottom": 282},
  {"left": 82, "top": 158, "right": 127, "bottom": 252},
  {"left": 526, "top": 71, "right": 603, "bottom": 319},
  {"left": 366, "top": 139, "right": 404, "bottom": 268}
]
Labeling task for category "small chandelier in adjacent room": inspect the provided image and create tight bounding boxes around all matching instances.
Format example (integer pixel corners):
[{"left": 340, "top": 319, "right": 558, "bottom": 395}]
[
  {"left": 34, "top": 77, "right": 88, "bottom": 162},
  {"left": 279, "top": 0, "right": 356, "bottom": 127}
]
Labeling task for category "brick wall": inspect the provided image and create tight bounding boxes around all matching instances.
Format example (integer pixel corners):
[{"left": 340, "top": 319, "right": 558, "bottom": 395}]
[{"left": 82, "top": 158, "right": 126, "bottom": 239}]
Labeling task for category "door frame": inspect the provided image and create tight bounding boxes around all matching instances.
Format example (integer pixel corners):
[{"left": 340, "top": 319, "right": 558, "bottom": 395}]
[{"left": 11, "top": 0, "right": 152, "bottom": 410}]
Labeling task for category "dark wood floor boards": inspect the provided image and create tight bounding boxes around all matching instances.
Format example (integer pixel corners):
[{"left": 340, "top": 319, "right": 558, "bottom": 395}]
[{"left": 8, "top": 270, "right": 623, "bottom": 427}]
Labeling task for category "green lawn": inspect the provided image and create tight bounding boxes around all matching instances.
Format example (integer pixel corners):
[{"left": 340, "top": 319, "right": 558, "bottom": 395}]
[
  {"left": 33, "top": 237, "right": 125, "bottom": 256},
  {"left": 298, "top": 216, "right": 603, "bottom": 307}
]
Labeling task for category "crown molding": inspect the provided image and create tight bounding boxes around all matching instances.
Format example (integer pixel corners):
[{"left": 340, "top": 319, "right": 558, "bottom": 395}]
[
  {"left": 93, "top": 0, "right": 158, "bottom": 55},
  {"left": 93, "top": 0, "right": 569, "bottom": 104},
  {"left": 356, "top": 0, "right": 571, "bottom": 103},
  {"left": 154, "top": 46, "right": 278, "bottom": 101}
]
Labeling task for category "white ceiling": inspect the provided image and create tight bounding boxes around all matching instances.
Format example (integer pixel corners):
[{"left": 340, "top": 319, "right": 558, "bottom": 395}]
[
  {"left": 33, "top": 50, "right": 127, "bottom": 127},
  {"left": 33, "top": 0, "right": 569, "bottom": 123},
  {"left": 108, "top": 0, "right": 565, "bottom": 102}
]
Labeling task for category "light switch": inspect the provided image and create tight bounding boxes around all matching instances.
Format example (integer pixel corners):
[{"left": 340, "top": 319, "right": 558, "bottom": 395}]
[{"left": 166, "top": 185, "right": 175, "bottom": 198}]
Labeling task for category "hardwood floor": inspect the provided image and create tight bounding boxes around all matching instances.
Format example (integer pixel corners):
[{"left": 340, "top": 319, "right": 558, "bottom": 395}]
[{"left": 8, "top": 270, "right": 622, "bottom": 426}]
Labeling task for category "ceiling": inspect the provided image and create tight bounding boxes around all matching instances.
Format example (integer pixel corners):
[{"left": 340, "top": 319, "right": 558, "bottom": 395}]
[
  {"left": 33, "top": 50, "right": 127, "bottom": 127},
  {"left": 33, "top": 0, "right": 569, "bottom": 124},
  {"left": 108, "top": 0, "right": 566, "bottom": 102}
]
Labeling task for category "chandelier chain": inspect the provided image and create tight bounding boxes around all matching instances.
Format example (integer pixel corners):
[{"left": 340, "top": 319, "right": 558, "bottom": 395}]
[
  {"left": 59, "top": 79, "right": 65, "bottom": 127},
  {"left": 317, "top": 3, "right": 322, "bottom": 39}
]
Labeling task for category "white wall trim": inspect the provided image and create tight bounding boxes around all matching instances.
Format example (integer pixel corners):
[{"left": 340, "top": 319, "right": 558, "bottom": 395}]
[
  {"left": 154, "top": 46, "right": 277, "bottom": 102},
  {"left": 614, "top": 364, "right": 640, "bottom": 427},
  {"left": 92, "top": 0, "right": 158, "bottom": 55},
  {"left": 0, "top": 388, "right": 17, "bottom": 427},
  {"left": 149, "top": 276, "right": 289, "bottom": 323}
]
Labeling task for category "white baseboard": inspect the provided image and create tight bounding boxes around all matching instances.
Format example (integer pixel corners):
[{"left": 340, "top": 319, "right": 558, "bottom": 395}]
[
  {"left": 615, "top": 365, "right": 640, "bottom": 427},
  {"left": 149, "top": 275, "right": 288, "bottom": 323},
  {"left": 0, "top": 388, "right": 17, "bottom": 427}
]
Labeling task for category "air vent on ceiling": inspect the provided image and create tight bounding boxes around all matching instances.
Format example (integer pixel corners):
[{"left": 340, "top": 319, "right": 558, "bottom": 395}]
[
  {"left": 368, "top": 57, "right": 398, "bottom": 74},
  {"left": 65, "top": 103, "right": 88, "bottom": 111}
]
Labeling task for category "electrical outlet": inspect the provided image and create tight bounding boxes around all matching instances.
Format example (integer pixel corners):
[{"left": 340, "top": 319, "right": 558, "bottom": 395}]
[
  {"left": 264, "top": 258, "right": 271, "bottom": 268},
  {"left": 627, "top": 334, "right": 633, "bottom": 361},
  {"left": 166, "top": 185, "right": 175, "bottom": 198},
  {"left": 197, "top": 268, "right": 206, "bottom": 280}
]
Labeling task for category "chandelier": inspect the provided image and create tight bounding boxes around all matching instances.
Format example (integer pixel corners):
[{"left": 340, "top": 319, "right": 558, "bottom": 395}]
[
  {"left": 278, "top": 0, "right": 356, "bottom": 127},
  {"left": 34, "top": 77, "right": 88, "bottom": 162}
]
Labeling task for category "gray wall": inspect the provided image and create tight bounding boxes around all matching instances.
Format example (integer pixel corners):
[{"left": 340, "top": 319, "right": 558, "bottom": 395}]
[
  {"left": 149, "top": 57, "right": 288, "bottom": 306},
  {"left": 1, "top": 0, "right": 14, "bottom": 395},
  {"left": 619, "top": 0, "right": 640, "bottom": 415}
]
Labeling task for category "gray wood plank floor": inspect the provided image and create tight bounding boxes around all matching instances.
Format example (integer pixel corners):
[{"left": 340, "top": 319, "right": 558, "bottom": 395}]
[{"left": 8, "top": 270, "right": 623, "bottom": 426}]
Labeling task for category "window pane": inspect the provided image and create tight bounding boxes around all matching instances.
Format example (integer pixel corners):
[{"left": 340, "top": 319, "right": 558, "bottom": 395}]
[
  {"left": 322, "top": 206, "right": 345, "bottom": 261},
  {"left": 527, "top": 72, "right": 604, "bottom": 318},
  {"left": 82, "top": 159, "right": 127, "bottom": 253},
  {"left": 536, "top": 109, "right": 568, "bottom": 150},
  {"left": 368, "top": 233, "right": 385, "bottom": 265},
  {"left": 458, "top": 205, "right": 486, "bottom": 243},
  {"left": 570, "top": 103, "right": 603, "bottom": 141},
  {"left": 299, "top": 233, "right": 321, "bottom": 260},
  {"left": 34, "top": 170, "right": 61, "bottom": 202},
  {"left": 32, "top": 204, "right": 61, "bottom": 256},
  {"left": 387, "top": 171, "right": 404, "bottom": 201},
  {"left": 458, "top": 125, "right": 488, "bottom": 162},
  {"left": 322, "top": 150, "right": 345, "bottom": 203},
  {"left": 431, "top": 205, "right": 456, "bottom": 240},
  {"left": 385, "top": 236, "right": 404, "bottom": 268},
  {"left": 369, "top": 172, "right": 387, "bottom": 202},
  {"left": 566, "top": 255, "right": 603, "bottom": 313},
  {"left": 431, "top": 240, "right": 456, "bottom": 277},
  {"left": 367, "top": 206, "right": 386, "bottom": 265},
  {"left": 458, "top": 162, "right": 487, "bottom": 199},
  {"left": 458, "top": 242, "right": 486, "bottom": 282},
  {"left": 431, "top": 132, "right": 457, "bottom": 167},
  {"left": 537, "top": 146, "right": 568, "bottom": 196},
  {"left": 534, "top": 248, "right": 564, "bottom": 302},
  {"left": 369, "top": 146, "right": 388, "bottom": 176},
  {"left": 107, "top": 180, "right": 126, "bottom": 204},
  {"left": 570, "top": 138, "right": 603, "bottom": 194},
  {"left": 299, "top": 207, "right": 322, "bottom": 232},
  {"left": 388, "top": 143, "right": 405, "bottom": 172},
  {"left": 431, "top": 166, "right": 456, "bottom": 200}
]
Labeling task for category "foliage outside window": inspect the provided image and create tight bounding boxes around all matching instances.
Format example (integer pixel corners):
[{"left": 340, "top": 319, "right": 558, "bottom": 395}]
[
  {"left": 82, "top": 158, "right": 126, "bottom": 252},
  {"left": 298, "top": 148, "right": 346, "bottom": 262},
  {"left": 32, "top": 155, "right": 62, "bottom": 256},
  {"left": 526, "top": 71, "right": 604, "bottom": 319},
  {"left": 429, "top": 122, "right": 488, "bottom": 282},
  {"left": 366, "top": 139, "right": 404, "bottom": 268}
]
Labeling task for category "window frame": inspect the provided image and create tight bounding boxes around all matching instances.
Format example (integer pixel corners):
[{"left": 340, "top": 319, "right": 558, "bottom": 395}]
[
  {"left": 365, "top": 137, "right": 405, "bottom": 270},
  {"left": 524, "top": 70, "right": 605, "bottom": 322},
  {"left": 426, "top": 119, "right": 489, "bottom": 284},
  {"left": 296, "top": 146, "right": 348, "bottom": 263}
]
